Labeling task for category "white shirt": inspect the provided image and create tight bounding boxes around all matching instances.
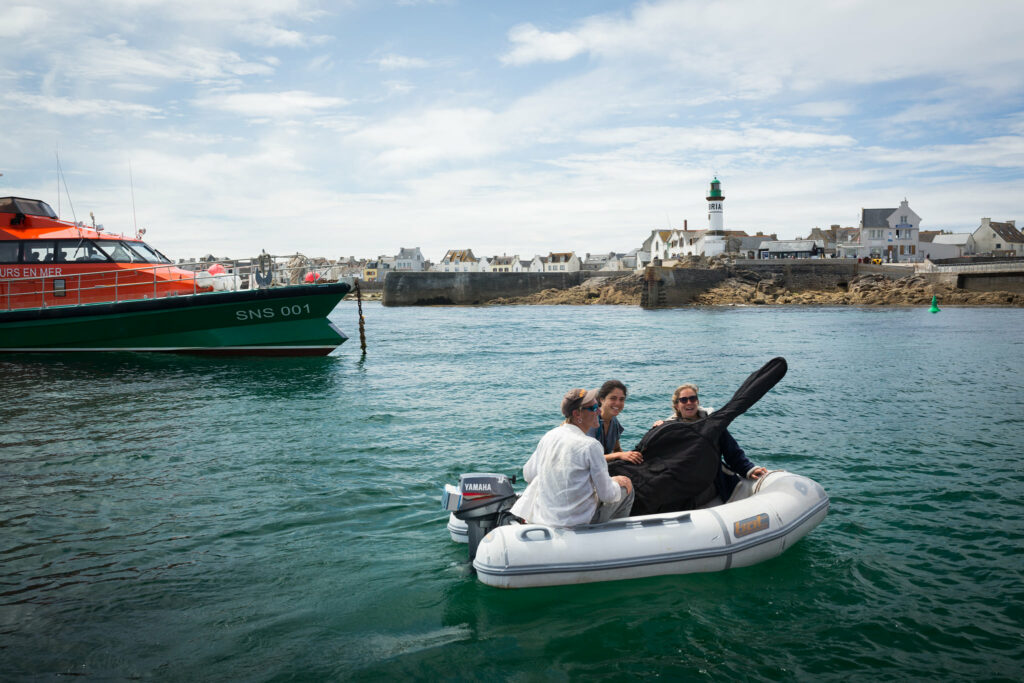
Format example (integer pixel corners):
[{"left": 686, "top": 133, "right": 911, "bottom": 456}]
[{"left": 510, "top": 423, "right": 622, "bottom": 527}]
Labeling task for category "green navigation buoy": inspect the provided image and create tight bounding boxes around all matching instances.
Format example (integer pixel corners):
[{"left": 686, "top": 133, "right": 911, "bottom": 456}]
[{"left": 929, "top": 295, "right": 940, "bottom": 313}]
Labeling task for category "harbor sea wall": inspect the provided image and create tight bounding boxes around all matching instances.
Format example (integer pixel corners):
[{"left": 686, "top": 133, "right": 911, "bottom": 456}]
[
  {"left": 641, "top": 261, "right": 860, "bottom": 307},
  {"left": 382, "top": 271, "right": 590, "bottom": 306}
]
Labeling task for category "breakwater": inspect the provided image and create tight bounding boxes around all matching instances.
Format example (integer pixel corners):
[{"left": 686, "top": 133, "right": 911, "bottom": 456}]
[
  {"left": 382, "top": 271, "right": 589, "bottom": 306},
  {"left": 381, "top": 259, "right": 1024, "bottom": 308}
]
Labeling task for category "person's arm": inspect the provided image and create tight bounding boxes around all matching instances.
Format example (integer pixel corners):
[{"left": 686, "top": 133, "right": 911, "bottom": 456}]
[
  {"left": 588, "top": 444, "right": 626, "bottom": 502},
  {"left": 719, "top": 430, "right": 765, "bottom": 479},
  {"left": 521, "top": 447, "right": 540, "bottom": 482},
  {"left": 605, "top": 450, "right": 643, "bottom": 463}
]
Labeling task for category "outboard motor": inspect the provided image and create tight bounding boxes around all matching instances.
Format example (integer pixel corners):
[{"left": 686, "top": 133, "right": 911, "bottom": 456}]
[{"left": 442, "top": 473, "right": 519, "bottom": 560}]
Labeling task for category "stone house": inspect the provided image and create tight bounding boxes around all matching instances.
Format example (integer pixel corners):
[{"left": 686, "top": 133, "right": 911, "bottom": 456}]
[
  {"left": 858, "top": 199, "right": 922, "bottom": 262},
  {"left": 582, "top": 252, "right": 616, "bottom": 271},
  {"left": 644, "top": 230, "right": 672, "bottom": 261},
  {"left": 483, "top": 254, "right": 523, "bottom": 272},
  {"left": 544, "top": 252, "right": 581, "bottom": 272},
  {"left": 363, "top": 258, "right": 391, "bottom": 282},
  {"left": 734, "top": 233, "right": 777, "bottom": 259},
  {"left": 806, "top": 226, "right": 859, "bottom": 257},
  {"left": 394, "top": 247, "right": 425, "bottom": 271},
  {"left": 972, "top": 218, "right": 1023, "bottom": 256},
  {"left": 433, "top": 249, "right": 482, "bottom": 272}
]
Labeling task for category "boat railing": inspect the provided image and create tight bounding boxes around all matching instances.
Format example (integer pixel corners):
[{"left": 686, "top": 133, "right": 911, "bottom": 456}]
[{"left": 1, "top": 254, "right": 354, "bottom": 312}]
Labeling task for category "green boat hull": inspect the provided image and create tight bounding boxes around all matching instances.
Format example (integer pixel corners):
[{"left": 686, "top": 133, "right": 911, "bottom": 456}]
[{"left": 0, "top": 282, "right": 351, "bottom": 355}]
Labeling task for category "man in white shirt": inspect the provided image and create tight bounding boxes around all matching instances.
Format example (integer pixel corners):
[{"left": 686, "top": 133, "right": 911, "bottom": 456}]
[{"left": 511, "top": 388, "right": 634, "bottom": 527}]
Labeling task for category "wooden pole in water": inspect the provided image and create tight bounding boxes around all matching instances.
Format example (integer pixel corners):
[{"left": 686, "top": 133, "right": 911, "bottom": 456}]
[{"left": 354, "top": 279, "right": 367, "bottom": 353}]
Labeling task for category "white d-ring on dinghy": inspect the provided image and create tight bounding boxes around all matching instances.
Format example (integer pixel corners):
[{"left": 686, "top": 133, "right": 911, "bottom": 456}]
[{"left": 445, "top": 470, "right": 828, "bottom": 588}]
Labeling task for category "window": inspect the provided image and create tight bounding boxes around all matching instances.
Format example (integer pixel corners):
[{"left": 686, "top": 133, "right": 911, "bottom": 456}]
[
  {"left": 0, "top": 241, "right": 19, "bottom": 263},
  {"left": 128, "top": 242, "right": 171, "bottom": 263},
  {"left": 24, "top": 242, "right": 55, "bottom": 263},
  {"left": 53, "top": 279, "right": 66, "bottom": 297},
  {"left": 57, "top": 239, "right": 112, "bottom": 263}
]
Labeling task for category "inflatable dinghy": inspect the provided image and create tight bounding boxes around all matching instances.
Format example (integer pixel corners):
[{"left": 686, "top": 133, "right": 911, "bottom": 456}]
[{"left": 443, "top": 470, "right": 828, "bottom": 588}]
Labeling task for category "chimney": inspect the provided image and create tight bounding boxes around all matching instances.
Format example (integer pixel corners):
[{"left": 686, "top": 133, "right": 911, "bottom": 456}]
[{"left": 684, "top": 219, "right": 688, "bottom": 229}]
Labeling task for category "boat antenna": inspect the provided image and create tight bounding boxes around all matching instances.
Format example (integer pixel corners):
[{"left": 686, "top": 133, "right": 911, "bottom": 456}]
[
  {"left": 55, "top": 148, "right": 78, "bottom": 225},
  {"left": 129, "top": 160, "right": 139, "bottom": 235}
]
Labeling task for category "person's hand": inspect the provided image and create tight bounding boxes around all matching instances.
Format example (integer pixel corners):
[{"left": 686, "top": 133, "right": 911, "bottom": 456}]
[
  {"left": 612, "top": 475, "right": 633, "bottom": 494},
  {"left": 749, "top": 466, "right": 768, "bottom": 479},
  {"left": 615, "top": 450, "right": 643, "bottom": 464},
  {"left": 652, "top": 420, "right": 665, "bottom": 427}
]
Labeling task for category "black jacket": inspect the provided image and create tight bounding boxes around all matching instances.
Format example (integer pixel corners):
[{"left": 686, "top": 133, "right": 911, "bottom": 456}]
[{"left": 608, "top": 357, "right": 787, "bottom": 515}]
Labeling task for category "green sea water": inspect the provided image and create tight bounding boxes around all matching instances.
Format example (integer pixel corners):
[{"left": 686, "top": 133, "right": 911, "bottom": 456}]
[{"left": 1, "top": 303, "right": 1022, "bottom": 681}]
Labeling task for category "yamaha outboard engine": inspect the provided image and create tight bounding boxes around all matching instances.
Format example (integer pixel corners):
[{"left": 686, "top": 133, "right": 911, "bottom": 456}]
[{"left": 442, "top": 473, "right": 519, "bottom": 560}]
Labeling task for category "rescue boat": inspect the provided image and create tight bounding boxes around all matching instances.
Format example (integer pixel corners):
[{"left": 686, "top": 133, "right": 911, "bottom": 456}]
[
  {"left": 443, "top": 470, "right": 829, "bottom": 588},
  {"left": 0, "top": 196, "right": 350, "bottom": 355}
]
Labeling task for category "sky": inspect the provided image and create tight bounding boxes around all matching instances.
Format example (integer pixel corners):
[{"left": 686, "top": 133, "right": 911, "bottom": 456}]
[{"left": 2, "top": 0, "right": 1023, "bottom": 262}]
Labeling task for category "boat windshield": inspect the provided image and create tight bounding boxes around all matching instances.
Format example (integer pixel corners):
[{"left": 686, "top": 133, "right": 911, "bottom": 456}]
[
  {"left": 56, "top": 239, "right": 113, "bottom": 263},
  {"left": 0, "top": 197, "right": 58, "bottom": 218},
  {"left": 99, "top": 240, "right": 169, "bottom": 264},
  {"left": 126, "top": 241, "right": 172, "bottom": 264}
]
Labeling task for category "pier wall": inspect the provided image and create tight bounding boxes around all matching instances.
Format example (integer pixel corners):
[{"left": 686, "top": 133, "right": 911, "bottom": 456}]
[
  {"left": 382, "top": 271, "right": 590, "bottom": 306},
  {"left": 958, "top": 272, "right": 1024, "bottom": 293},
  {"left": 641, "top": 261, "right": 860, "bottom": 308}
]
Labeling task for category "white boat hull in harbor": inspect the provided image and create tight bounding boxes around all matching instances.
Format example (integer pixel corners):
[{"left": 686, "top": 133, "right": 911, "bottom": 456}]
[{"left": 448, "top": 470, "right": 828, "bottom": 588}]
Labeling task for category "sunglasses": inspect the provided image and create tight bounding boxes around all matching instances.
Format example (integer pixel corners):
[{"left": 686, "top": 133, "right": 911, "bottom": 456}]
[
  {"left": 676, "top": 395, "right": 699, "bottom": 404},
  {"left": 583, "top": 403, "right": 601, "bottom": 413}
]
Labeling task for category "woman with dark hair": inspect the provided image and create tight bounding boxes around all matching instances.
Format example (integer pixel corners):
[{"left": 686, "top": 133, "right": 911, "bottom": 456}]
[{"left": 589, "top": 379, "right": 643, "bottom": 464}]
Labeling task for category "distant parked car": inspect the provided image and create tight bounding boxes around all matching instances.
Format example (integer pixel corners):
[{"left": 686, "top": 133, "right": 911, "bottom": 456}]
[{"left": 870, "top": 257, "right": 883, "bottom": 265}]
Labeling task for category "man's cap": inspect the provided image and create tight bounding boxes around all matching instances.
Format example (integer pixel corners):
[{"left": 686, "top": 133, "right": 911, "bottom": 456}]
[{"left": 561, "top": 387, "right": 600, "bottom": 417}]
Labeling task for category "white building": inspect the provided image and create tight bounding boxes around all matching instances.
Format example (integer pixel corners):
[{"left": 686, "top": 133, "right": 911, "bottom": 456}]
[
  {"left": 544, "top": 252, "right": 580, "bottom": 272},
  {"left": 972, "top": 218, "right": 1024, "bottom": 256},
  {"left": 394, "top": 247, "right": 425, "bottom": 271},
  {"left": 483, "top": 254, "right": 523, "bottom": 272},
  {"left": 432, "top": 249, "right": 483, "bottom": 272},
  {"left": 668, "top": 226, "right": 704, "bottom": 258},
  {"left": 930, "top": 233, "right": 976, "bottom": 258},
  {"left": 644, "top": 230, "right": 672, "bottom": 261},
  {"left": 858, "top": 199, "right": 922, "bottom": 262}
]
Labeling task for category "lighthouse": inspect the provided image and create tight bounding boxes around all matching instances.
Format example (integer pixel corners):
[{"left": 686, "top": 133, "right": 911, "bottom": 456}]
[{"left": 706, "top": 176, "right": 725, "bottom": 230}]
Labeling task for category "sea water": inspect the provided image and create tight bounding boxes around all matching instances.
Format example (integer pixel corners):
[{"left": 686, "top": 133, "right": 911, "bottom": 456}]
[{"left": 1, "top": 303, "right": 1022, "bottom": 680}]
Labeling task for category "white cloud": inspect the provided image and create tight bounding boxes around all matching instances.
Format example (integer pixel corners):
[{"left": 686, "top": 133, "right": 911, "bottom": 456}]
[
  {"left": 500, "top": 0, "right": 1024, "bottom": 96},
  {"left": 869, "top": 135, "right": 1024, "bottom": 169},
  {"left": 347, "top": 107, "right": 504, "bottom": 168},
  {"left": 193, "top": 90, "right": 348, "bottom": 118},
  {"left": 8, "top": 93, "right": 160, "bottom": 117},
  {"left": 0, "top": 5, "right": 49, "bottom": 38},
  {"left": 237, "top": 21, "right": 308, "bottom": 47},
  {"left": 502, "top": 23, "right": 587, "bottom": 65},
  {"left": 372, "top": 54, "right": 431, "bottom": 70},
  {"left": 47, "top": 36, "right": 274, "bottom": 85},
  {"left": 792, "top": 101, "right": 854, "bottom": 119}
]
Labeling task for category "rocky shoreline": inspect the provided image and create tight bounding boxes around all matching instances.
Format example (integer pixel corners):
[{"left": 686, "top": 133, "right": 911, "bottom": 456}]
[{"left": 484, "top": 271, "right": 1024, "bottom": 307}]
